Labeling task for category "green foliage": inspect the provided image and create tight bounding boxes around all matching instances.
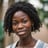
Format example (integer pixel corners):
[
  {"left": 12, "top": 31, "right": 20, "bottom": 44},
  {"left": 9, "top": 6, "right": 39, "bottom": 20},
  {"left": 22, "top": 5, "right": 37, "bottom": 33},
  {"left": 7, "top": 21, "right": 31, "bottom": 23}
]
[
  {"left": 0, "top": 20, "right": 4, "bottom": 41},
  {"left": 40, "top": 0, "right": 48, "bottom": 3},
  {"left": 38, "top": 0, "right": 48, "bottom": 28}
]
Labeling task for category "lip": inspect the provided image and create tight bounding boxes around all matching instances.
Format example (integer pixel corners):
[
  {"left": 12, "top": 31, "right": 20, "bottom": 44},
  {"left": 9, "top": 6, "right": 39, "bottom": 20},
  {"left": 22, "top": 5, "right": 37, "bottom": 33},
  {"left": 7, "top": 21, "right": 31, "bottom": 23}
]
[
  {"left": 18, "top": 31, "right": 26, "bottom": 33},
  {"left": 18, "top": 30, "right": 26, "bottom": 32},
  {"left": 17, "top": 30, "right": 26, "bottom": 35}
]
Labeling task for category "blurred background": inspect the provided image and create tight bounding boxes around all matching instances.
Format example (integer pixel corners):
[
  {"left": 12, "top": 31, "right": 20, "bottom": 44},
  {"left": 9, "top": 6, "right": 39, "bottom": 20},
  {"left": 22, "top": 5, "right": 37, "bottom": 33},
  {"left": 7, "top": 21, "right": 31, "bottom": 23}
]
[{"left": 0, "top": 0, "right": 48, "bottom": 48}]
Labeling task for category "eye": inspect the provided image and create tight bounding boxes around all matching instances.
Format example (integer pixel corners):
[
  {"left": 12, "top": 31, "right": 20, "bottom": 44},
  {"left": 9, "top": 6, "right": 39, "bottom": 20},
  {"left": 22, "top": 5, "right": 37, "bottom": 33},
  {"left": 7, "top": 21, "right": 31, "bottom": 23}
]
[
  {"left": 22, "top": 20, "right": 28, "bottom": 23},
  {"left": 12, "top": 21, "right": 18, "bottom": 25}
]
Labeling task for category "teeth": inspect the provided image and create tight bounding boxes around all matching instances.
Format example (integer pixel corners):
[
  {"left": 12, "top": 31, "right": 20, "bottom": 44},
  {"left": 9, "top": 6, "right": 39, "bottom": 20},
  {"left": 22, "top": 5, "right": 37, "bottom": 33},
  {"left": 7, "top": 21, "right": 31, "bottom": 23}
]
[{"left": 18, "top": 31, "right": 25, "bottom": 35}]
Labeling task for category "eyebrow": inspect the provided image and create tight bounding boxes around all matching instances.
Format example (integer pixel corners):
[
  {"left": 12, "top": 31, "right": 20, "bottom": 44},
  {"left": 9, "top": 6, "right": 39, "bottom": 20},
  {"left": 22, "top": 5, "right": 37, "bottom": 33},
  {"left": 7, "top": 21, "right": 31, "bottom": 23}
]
[
  {"left": 12, "top": 20, "right": 17, "bottom": 22},
  {"left": 12, "top": 16, "right": 28, "bottom": 20}
]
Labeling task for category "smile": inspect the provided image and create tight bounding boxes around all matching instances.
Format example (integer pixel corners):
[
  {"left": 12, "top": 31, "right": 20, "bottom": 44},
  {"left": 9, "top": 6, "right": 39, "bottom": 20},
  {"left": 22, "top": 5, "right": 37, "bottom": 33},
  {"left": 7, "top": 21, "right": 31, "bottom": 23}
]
[{"left": 17, "top": 30, "right": 26, "bottom": 35}]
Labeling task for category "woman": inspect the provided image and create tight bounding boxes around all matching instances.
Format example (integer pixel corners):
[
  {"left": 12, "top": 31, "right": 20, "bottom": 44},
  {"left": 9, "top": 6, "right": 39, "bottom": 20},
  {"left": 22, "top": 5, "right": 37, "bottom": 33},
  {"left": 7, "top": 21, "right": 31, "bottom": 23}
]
[{"left": 4, "top": 1, "right": 48, "bottom": 48}]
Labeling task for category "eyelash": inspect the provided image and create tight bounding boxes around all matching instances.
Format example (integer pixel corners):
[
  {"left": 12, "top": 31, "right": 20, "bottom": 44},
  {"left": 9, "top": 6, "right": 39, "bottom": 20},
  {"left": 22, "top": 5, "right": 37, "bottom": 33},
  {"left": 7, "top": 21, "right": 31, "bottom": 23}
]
[
  {"left": 22, "top": 20, "right": 27, "bottom": 23},
  {"left": 12, "top": 22, "right": 18, "bottom": 25},
  {"left": 12, "top": 20, "right": 28, "bottom": 25}
]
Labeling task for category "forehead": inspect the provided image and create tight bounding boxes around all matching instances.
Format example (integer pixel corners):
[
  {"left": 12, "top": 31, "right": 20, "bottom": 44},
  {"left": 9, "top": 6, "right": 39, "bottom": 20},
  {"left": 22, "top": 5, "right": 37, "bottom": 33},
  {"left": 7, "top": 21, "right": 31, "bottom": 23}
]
[{"left": 12, "top": 11, "right": 30, "bottom": 20}]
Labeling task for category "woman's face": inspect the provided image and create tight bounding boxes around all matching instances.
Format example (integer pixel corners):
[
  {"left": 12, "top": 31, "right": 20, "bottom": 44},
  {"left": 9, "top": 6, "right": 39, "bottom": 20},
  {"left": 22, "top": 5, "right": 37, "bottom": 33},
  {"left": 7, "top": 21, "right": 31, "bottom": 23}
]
[{"left": 12, "top": 11, "right": 33, "bottom": 38}]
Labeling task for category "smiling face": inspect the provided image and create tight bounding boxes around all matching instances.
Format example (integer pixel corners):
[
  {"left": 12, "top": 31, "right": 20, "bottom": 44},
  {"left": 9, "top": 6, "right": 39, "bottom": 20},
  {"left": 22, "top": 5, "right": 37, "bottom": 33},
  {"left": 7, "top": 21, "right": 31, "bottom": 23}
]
[{"left": 12, "top": 11, "right": 33, "bottom": 38}]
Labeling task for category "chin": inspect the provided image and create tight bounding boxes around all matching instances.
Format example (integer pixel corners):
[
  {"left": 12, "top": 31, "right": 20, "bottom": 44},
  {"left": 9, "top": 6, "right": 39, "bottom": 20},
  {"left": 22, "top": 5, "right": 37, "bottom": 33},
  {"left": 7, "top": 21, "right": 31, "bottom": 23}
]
[{"left": 18, "top": 33, "right": 28, "bottom": 39}]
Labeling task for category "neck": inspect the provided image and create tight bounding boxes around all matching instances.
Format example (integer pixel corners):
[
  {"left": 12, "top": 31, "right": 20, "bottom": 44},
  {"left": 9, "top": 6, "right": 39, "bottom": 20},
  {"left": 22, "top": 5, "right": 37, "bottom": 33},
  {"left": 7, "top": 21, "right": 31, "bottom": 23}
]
[{"left": 19, "top": 34, "right": 35, "bottom": 47}]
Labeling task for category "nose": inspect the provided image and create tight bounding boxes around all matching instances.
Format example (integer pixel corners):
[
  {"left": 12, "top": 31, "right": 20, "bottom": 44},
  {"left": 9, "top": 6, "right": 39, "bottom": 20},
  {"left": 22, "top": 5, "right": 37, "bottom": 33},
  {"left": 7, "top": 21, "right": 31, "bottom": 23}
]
[{"left": 18, "top": 23, "right": 23, "bottom": 29}]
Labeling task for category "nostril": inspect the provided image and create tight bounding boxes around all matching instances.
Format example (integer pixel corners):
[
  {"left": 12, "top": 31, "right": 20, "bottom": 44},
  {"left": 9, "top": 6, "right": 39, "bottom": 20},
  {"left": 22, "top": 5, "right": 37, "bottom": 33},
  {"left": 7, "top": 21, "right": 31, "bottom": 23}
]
[{"left": 18, "top": 23, "right": 23, "bottom": 29}]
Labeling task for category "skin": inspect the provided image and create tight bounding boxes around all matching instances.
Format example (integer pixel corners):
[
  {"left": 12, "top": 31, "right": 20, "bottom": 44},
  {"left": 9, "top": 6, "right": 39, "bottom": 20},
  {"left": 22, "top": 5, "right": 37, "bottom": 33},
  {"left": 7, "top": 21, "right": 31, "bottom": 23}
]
[{"left": 12, "top": 11, "right": 37, "bottom": 48}]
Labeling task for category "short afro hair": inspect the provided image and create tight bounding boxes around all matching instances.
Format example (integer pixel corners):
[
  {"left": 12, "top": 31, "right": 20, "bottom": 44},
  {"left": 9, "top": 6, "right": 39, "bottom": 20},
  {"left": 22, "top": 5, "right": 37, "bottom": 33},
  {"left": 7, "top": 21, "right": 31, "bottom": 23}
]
[{"left": 4, "top": 1, "right": 42, "bottom": 34}]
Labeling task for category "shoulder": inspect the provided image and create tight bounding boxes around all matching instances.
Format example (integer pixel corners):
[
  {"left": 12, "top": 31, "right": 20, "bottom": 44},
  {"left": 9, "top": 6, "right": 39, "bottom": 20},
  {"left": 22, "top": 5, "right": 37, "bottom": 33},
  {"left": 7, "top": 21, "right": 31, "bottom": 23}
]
[
  {"left": 43, "top": 42, "right": 48, "bottom": 48},
  {"left": 37, "top": 40, "right": 48, "bottom": 48},
  {"left": 5, "top": 41, "right": 18, "bottom": 48},
  {"left": 5, "top": 44, "right": 15, "bottom": 48},
  {"left": 5, "top": 45, "right": 11, "bottom": 48}
]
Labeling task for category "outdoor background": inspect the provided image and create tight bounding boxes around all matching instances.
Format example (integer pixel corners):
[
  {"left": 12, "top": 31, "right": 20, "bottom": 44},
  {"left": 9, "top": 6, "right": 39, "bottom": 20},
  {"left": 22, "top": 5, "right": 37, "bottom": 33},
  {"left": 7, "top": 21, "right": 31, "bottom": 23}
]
[{"left": 0, "top": 0, "right": 48, "bottom": 48}]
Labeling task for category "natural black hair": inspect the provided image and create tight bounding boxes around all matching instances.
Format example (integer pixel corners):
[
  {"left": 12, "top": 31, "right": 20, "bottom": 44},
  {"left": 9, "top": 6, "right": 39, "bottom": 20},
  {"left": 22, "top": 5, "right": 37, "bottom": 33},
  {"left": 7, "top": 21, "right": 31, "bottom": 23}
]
[{"left": 4, "top": 1, "right": 42, "bottom": 35}]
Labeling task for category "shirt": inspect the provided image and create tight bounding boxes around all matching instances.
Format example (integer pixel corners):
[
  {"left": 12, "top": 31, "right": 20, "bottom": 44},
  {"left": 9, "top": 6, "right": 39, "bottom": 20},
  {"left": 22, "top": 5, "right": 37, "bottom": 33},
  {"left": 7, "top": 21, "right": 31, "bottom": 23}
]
[{"left": 6, "top": 40, "right": 48, "bottom": 48}]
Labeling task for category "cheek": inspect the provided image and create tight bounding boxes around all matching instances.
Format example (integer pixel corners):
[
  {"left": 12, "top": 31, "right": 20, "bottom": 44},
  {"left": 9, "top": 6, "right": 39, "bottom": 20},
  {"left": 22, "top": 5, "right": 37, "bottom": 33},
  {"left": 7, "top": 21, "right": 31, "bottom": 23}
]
[{"left": 25, "top": 22, "right": 32, "bottom": 30}]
